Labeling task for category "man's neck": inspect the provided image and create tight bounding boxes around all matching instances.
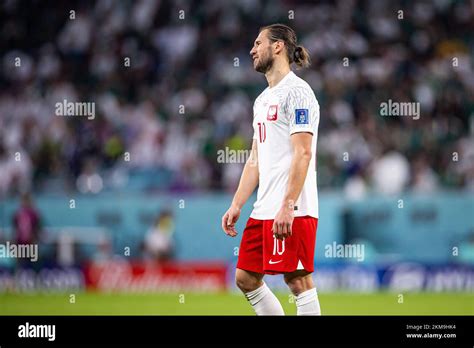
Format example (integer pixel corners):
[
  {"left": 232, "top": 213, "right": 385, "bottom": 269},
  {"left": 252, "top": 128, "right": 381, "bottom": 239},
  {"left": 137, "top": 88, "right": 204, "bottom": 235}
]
[{"left": 265, "top": 61, "right": 291, "bottom": 88}]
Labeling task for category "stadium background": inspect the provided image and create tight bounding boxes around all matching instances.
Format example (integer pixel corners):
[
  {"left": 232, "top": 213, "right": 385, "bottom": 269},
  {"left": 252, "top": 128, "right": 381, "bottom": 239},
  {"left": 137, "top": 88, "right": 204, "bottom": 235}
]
[{"left": 0, "top": 0, "right": 473, "bottom": 315}]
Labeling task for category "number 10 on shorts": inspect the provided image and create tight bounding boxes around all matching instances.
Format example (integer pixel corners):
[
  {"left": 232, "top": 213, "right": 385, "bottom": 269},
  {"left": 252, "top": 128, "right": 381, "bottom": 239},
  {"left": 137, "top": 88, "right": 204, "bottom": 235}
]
[{"left": 273, "top": 235, "right": 285, "bottom": 255}]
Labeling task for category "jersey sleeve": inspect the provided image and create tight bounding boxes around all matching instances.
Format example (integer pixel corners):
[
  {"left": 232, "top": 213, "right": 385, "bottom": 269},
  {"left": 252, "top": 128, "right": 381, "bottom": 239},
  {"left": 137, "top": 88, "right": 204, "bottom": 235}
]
[{"left": 286, "top": 86, "right": 319, "bottom": 135}]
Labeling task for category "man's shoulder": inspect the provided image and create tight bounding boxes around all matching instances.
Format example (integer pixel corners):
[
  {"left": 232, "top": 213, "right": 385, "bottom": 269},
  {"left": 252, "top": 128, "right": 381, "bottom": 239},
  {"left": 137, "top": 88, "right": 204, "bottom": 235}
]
[
  {"left": 278, "top": 79, "right": 317, "bottom": 110},
  {"left": 276, "top": 73, "right": 314, "bottom": 98},
  {"left": 254, "top": 73, "right": 316, "bottom": 107},
  {"left": 288, "top": 73, "right": 314, "bottom": 93}
]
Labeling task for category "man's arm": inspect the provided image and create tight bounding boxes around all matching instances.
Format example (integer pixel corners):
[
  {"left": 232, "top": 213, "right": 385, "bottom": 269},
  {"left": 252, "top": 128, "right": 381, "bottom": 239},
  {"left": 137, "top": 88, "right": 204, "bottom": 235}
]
[
  {"left": 273, "top": 132, "right": 313, "bottom": 240},
  {"left": 222, "top": 140, "right": 259, "bottom": 237},
  {"left": 231, "top": 139, "right": 259, "bottom": 209}
]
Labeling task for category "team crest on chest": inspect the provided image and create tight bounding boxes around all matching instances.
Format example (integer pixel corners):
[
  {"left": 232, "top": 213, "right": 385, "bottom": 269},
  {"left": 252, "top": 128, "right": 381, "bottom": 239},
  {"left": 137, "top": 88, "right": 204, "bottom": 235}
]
[{"left": 267, "top": 104, "right": 278, "bottom": 121}]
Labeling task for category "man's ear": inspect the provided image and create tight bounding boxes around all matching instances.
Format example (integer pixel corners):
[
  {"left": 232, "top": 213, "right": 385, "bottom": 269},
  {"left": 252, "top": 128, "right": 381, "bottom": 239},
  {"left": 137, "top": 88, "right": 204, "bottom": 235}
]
[{"left": 273, "top": 41, "right": 284, "bottom": 55}]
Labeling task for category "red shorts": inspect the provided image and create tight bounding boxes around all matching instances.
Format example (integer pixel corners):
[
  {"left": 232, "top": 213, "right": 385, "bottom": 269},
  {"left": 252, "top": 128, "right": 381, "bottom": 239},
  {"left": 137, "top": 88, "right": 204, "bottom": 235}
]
[{"left": 236, "top": 216, "right": 318, "bottom": 275}]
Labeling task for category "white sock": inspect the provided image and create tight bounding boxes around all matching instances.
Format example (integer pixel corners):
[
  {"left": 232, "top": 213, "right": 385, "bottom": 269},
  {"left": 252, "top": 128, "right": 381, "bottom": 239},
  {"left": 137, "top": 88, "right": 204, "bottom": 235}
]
[
  {"left": 245, "top": 282, "right": 285, "bottom": 315},
  {"left": 295, "top": 288, "right": 321, "bottom": 315}
]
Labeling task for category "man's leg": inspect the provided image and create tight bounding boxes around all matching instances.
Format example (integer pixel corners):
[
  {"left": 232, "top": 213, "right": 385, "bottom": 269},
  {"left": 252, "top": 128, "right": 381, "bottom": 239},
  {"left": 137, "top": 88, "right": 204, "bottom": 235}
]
[
  {"left": 284, "top": 270, "right": 321, "bottom": 315},
  {"left": 236, "top": 268, "right": 284, "bottom": 315}
]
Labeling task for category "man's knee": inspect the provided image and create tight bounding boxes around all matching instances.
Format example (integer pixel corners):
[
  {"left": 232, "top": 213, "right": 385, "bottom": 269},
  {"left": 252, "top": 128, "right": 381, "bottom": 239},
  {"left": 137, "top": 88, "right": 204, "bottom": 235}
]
[
  {"left": 235, "top": 269, "right": 263, "bottom": 293},
  {"left": 284, "top": 271, "right": 313, "bottom": 295}
]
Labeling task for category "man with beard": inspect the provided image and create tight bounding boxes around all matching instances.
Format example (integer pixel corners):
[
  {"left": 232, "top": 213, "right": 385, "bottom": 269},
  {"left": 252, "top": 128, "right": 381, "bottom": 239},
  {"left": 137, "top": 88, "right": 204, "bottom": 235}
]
[{"left": 221, "top": 24, "right": 321, "bottom": 315}]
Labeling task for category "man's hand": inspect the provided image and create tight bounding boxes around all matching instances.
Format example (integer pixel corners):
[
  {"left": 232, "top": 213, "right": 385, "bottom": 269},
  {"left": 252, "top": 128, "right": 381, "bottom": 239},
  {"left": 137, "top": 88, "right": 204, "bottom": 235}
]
[
  {"left": 272, "top": 200, "right": 295, "bottom": 240},
  {"left": 222, "top": 205, "right": 241, "bottom": 237}
]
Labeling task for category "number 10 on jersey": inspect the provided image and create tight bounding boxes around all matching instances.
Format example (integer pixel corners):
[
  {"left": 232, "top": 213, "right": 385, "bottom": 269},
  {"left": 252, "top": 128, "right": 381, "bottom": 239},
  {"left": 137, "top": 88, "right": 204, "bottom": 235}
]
[{"left": 258, "top": 122, "right": 266, "bottom": 143}]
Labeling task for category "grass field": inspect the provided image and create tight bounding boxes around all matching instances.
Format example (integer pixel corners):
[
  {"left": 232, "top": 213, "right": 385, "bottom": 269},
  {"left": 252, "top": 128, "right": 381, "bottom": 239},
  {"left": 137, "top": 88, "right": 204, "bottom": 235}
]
[{"left": 0, "top": 291, "right": 473, "bottom": 315}]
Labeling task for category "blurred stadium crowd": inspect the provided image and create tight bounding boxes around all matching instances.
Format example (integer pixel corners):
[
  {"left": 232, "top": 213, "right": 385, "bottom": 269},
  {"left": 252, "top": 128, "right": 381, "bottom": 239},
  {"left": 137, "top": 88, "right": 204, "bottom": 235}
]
[{"left": 0, "top": 0, "right": 473, "bottom": 198}]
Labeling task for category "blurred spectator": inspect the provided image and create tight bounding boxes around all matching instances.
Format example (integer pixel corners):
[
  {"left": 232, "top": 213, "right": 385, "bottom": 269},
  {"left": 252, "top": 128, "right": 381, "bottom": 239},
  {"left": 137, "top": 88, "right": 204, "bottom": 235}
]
[
  {"left": 370, "top": 150, "right": 410, "bottom": 195},
  {"left": 0, "top": 140, "right": 32, "bottom": 197},
  {"left": 12, "top": 192, "right": 42, "bottom": 245},
  {"left": 76, "top": 157, "right": 104, "bottom": 194},
  {"left": 143, "top": 210, "right": 175, "bottom": 261},
  {"left": 11, "top": 192, "right": 42, "bottom": 269},
  {"left": 411, "top": 152, "right": 439, "bottom": 193}
]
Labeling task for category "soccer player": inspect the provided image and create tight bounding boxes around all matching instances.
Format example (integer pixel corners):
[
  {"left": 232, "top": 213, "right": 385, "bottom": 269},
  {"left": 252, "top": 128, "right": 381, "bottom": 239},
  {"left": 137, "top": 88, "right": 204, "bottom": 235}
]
[{"left": 221, "top": 24, "right": 321, "bottom": 315}]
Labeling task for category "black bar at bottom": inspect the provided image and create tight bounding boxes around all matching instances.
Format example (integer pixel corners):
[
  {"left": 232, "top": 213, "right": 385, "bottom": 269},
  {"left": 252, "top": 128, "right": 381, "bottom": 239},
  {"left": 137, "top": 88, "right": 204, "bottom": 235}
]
[{"left": 0, "top": 316, "right": 472, "bottom": 346}]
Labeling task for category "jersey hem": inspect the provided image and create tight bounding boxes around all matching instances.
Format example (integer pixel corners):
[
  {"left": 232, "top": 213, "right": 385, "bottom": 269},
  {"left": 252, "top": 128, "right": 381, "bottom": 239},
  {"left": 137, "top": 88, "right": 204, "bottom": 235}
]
[{"left": 249, "top": 211, "right": 319, "bottom": 220}]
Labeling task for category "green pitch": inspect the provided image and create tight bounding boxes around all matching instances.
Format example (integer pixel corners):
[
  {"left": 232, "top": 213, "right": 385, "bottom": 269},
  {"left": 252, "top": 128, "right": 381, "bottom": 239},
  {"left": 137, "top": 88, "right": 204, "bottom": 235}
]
[{"left": 0, "top": 292, "right": 472, "bottom": 315}]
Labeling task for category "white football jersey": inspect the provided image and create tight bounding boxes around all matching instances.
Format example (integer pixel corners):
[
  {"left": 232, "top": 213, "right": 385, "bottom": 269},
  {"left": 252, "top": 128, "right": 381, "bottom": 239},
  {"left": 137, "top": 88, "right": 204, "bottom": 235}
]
[{"left": 250, "top": 71, "right": 319, "bottom": 220}]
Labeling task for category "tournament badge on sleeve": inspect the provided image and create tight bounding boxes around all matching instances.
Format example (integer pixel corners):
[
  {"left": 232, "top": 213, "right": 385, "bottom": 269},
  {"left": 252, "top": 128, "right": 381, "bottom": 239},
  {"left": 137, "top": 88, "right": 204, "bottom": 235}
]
[
  {"left": 295, "top": 109, "right": 309, "bottom": 124},
  {"left": 267, "top": 105, "right": 278, "bottom": 121}
]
